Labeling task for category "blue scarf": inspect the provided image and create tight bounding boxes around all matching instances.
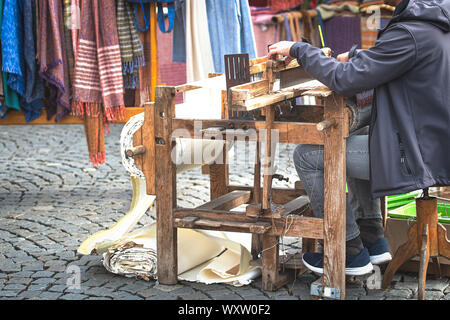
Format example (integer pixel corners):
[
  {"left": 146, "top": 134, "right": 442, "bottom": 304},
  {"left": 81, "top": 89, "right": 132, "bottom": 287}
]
[
  {"left": 1, "top": 0, "right": 43, "bottom": 122},
  {"left": 1, "top": 0, "right": 25, "bottom": 97}
]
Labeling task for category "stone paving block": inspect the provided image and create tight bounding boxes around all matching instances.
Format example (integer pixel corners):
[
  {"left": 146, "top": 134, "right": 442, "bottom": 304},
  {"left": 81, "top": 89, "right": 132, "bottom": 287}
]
[
  {"left": 4, "top": 283, "right": 27, "bottom": 291},
  {"left": 59, "top": 293, "right": 88, "bottom": 300},
  {"left": 147, "top": 294, "right": 180, "bottom": 300},
  {"left": 423, "top": 278, "right": 449, "bottom": 291},
  {"left": 137, "top": 287, "right": 163, "bottom": 299},
  {"left": 0, "top": 259, "right": 21, "bottom": 272},
  {"left": 212, "top": 294, "right": 243, "bottom": 300},
  {"left": 410, "top": 291, "right": 445, "bottom": 300},
  {"left": 0, "top": 290, "right": 21, "bottom": 298},
  {"left": 39, "top": 292, "right": 63, "bottom": 300},
  {"left": 6, "top": 277, "right": 33, "bottom": 286},
  {"left": 17, "top": 291, "right": 43, "bottom": 300},
  {"left": 21, "top": 262, "right": 44, "bottom": 272},
  {"left": 49, "top": 284, "right": 67, "bottom": 293},
  {"left": 32, "top": 277, "right": 57, "bottom": 285},
  {"left": 241, "top": 295, "right": 270, "bottom": 300},
  {"left": 393, "top": 281, "right": 419, "bottom": 291},
  {"left": 31, "top": 270, "right": 55, "bottom": 278},
  {"left": 384, "top": 288, "right": 413, "bottom": 299},
  {"left": 120, "top": 281, "right": 152, "bottom": 294}
]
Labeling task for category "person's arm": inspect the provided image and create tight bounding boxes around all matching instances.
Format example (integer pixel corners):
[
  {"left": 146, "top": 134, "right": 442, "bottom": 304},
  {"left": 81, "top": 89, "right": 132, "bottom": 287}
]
[{"left": 274, "top": 26, "right": 417, "bottom": 97}]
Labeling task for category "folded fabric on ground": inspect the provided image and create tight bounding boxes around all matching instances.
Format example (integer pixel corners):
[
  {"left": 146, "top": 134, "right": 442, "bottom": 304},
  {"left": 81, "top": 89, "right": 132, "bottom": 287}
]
[{"left": 103, "top": 223, "right": 260, "bottom": 286}]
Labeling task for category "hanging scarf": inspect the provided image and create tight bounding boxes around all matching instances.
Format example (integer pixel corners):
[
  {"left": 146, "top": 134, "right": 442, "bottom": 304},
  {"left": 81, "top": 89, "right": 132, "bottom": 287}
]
[
  {"left": 0, "top": 0, "right": 20, "bottom": 119},
  {"left": 1, "top": 0, "right": 24, "bottom": 115},
  {"left": 22, "top": 0, "right": 44, "bottom": 122},
  {"left": 72, "top": 0, "right": 125, "bottom": 166},
  {"left": 70, "top": 0, "right": 80, "bottom": 58},
  {"left": 38, "top": 0, "right": 71, "bottom": 121},
  {"left": 116, "top": 0, "right": 145, "bottom": 89},
  {"left": 63, "top": 0, "right": 75, "bottom": 86}
]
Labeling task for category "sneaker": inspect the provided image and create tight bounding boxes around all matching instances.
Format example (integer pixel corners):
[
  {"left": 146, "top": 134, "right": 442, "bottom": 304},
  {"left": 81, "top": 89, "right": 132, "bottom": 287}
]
[
  {"left": 302, "top": 248, "right": 374, "bottom": 276},
  {"left": 367, "top": 237, "right": 392, "bottom": 265}
]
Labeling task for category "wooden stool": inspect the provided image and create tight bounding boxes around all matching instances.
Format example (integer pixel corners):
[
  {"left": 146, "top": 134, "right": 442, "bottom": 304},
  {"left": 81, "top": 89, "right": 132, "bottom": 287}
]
[{"left": 382, "top": 187, "right": 450, "bottom": 299}]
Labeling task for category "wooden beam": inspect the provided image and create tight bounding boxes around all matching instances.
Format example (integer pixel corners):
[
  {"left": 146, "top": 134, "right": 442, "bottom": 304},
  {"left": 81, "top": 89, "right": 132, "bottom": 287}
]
[
  {"left": 171, "top": 119, "right": 324, "bottom": 145},
  {"left": 0, "top": 107, "right": 144, "bottom": 125},
  {"left": 231, "top": 81, "right": 327, "bottom": 111},
  {"left": 227, "top": 185, "right": 307, "bottom": 205},
  {"left": 174, "top": 217, "right": 272, "bottom": 234},
  {"left": 197, "top": 190, "right": 251, "bottom": 211},
  {"left": 322, "top": 94, "right": 347, "bottom": 299},
  {"left": 173, "top": 208, "right": 323, "bottom": 238},
  {"left": 230, "top": 79, "right": 269, "bottom": 104},
  {"left": 154, "top": 86, "right": 178, "bottom": 285},
  {"left": 273, "top": 195, "right": 310, "bottom": 217}
]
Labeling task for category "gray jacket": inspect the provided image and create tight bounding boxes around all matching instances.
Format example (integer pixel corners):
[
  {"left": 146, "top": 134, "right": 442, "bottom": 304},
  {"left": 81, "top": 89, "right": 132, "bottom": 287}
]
[{"left": 290, "top": 0, "right": 450, "bottom": 198}]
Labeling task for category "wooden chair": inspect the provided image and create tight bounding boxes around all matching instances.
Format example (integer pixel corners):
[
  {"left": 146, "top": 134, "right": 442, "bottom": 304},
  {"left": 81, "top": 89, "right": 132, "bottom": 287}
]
[{"left": 382, "top": 186, "right": 450, "bottom": 299}]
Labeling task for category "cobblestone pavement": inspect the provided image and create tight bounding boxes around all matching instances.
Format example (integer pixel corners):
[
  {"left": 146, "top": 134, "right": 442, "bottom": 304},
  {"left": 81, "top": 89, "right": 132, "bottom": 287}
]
[{"left": 0, "top": 124, "right": 449, "bottom": 301}]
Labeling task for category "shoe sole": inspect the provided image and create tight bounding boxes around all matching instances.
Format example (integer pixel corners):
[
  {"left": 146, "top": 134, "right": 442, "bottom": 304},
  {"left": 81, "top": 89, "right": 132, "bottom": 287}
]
[
  {"left": 302, "top": 256, "right": 374, "bottom": 276},
  {"left": 370, "top": 252, "right": 392, "bottom": 265}
]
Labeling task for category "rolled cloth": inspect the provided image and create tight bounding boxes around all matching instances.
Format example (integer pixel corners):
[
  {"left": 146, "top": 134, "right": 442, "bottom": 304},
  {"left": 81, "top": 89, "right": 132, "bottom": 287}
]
[{"left": 72, "top": 0, "right": 125, "bottom": 166}]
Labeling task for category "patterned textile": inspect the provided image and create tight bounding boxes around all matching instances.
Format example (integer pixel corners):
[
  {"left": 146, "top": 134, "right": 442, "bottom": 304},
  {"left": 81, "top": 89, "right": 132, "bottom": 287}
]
[
  {"left": 38, "top": 0, "right": 71, "bottom": 121},
  {"left": 0, "top": 0, "right": 20, "bottom": 118},
  {"left": 72, "top": 0, "right": 125, "bottom": 166},
  {"left": 116, "top": 0, "right": 145, "bottom": 89},
  {"left": 1, "top": 0, "right": 24, "bottom": 99}
]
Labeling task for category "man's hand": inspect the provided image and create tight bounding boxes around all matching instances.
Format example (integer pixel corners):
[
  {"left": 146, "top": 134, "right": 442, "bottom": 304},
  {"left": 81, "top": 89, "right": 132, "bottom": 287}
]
[
  {"left": 336, "top": 52, "right": 349, "bottom": 62},
  {"left": 268, "top": 41, "right": 296, "bottom": 64}
]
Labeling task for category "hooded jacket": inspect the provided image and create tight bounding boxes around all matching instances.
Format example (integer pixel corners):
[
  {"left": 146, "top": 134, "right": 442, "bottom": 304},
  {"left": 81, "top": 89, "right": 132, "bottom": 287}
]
[{"left": 289, "top": 0, "right": 450, "bottom": 198}]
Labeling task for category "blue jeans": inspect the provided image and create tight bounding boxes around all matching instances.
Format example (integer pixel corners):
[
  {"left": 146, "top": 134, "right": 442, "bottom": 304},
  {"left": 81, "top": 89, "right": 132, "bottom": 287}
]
[{"left": 293, "top": 134, "right": 382, "bottom": 241}]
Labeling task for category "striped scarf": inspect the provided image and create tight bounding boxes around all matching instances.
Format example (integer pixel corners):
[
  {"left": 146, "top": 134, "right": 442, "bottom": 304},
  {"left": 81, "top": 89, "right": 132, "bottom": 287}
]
[
  {"left": 116, "top": 0, "right": 145, "bottom": 89},
  {"left": 72, "top": 0, "right": 125, "bottom": 166}
]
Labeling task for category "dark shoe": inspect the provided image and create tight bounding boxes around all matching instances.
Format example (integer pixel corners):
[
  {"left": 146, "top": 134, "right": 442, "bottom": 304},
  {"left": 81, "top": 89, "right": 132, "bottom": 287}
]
[
  {"left": 302, "top": 248, "right": 373, "bottom": 276},
  {"left": 367, "top": 237, "right": 392, "bottom": 265}
]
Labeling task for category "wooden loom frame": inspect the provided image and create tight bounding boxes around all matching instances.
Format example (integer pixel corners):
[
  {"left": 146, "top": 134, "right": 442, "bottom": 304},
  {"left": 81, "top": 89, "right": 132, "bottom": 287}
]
[{"left": 130, "top": 56, "right": 355, "bottom": 299}]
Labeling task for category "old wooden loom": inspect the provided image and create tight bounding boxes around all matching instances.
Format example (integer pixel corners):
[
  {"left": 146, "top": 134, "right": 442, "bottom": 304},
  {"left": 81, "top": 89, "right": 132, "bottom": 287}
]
[{"left": 123, "top": 52, "right": 386, "bottom": 300}]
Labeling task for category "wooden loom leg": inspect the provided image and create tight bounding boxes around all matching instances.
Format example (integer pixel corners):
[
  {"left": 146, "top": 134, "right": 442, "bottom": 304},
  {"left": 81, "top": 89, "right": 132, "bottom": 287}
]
[
  {"left": 262, "top": 105, "right": 274, "bottom": 212},
  {"left": 209, "top": 144, "right": 229, "bottom": 200},
  {"left": 261, "top": 234, "right": 286, "bottom": 291},
  {"left": 252, "top": 140, "right": 262, "bottom": 260},
  {"left": 155, "top": 87, "right": 178, "bottom": 284},
  {"left": 382, "top": 224, "right": 419, "bottom": 289},
  {"left": 322, "top": 95, "right": 346, "bottom": 299},
  {"left": 418, "top": 224, "right": 430, "bottom": 300}
]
